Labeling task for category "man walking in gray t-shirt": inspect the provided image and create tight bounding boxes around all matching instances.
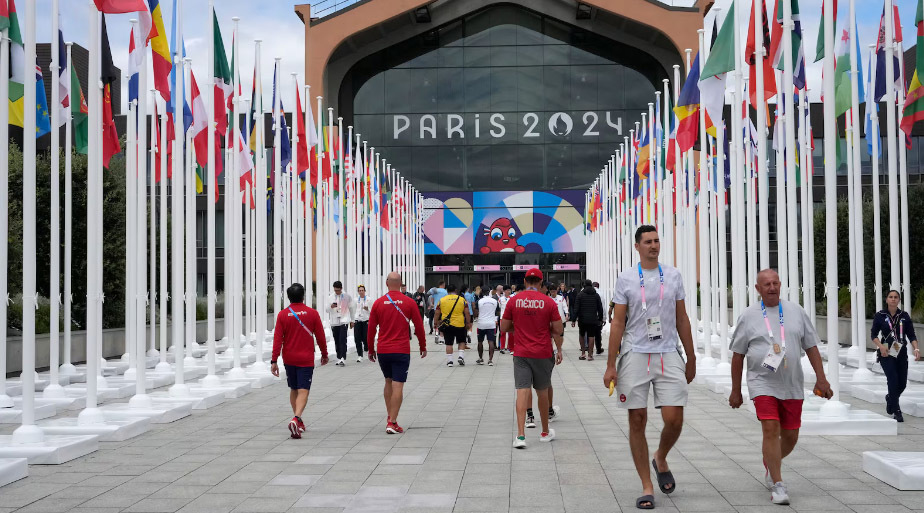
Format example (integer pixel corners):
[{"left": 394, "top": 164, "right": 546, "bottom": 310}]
[{"left": 728, "top": 269, "right": 832, "bottom": 506}]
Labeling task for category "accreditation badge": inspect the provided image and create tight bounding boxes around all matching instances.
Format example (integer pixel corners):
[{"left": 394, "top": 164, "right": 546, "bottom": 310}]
[
  {"left": 646, "top": 316, "right": 663, "bottom": 343},
  {"left": 761, "top": 350, "right": 783, "bottom": 372}
]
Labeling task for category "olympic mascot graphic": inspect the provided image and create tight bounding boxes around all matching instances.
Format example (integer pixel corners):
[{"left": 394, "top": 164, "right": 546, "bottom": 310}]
[{"left": 480, "top": 218, "right": 526, "bottom": 254}]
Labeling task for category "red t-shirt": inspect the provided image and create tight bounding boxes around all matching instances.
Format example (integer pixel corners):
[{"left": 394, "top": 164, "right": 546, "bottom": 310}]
[
  {"left": 368, "top": 291, "right": 427, "bottom": 355},
  {"left": 272, "top": 303, "right": 327, "bottom": 367},
  {"left": 501, "top": 290, "right": 561, "bottom": 359}
]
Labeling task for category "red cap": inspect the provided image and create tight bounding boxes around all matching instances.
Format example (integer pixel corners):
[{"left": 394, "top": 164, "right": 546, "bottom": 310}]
[{"left": 525, "top": 268, "right": 543, "bottom": 280}]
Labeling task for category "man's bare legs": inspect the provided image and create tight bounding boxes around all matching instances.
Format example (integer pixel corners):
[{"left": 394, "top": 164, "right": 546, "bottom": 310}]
[
  {"left": 761, "top": 419, "right": 799, "bottom": 483},
  {"left": 536, "top": 388, "right": 550, "bottom": 432},
  {"left": 516, "top": 388, "right": 532, "bottom": 437},
  {"left": 652, "top": 406, "right": 683, "bottom": 492},
  {"left": 628, "top": 406, "right": 683, "bottom": 506},
  {"left": 384, "top": 379, "right": 405, "bottom": 424},
  {"left": 290, "top": 389, "right": 309, "bottom": 417}
]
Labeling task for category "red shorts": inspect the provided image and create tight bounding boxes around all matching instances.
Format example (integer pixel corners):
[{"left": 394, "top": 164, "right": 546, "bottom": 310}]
[{"left": 752, "top": 396, "right": 803, "bottom": 430}]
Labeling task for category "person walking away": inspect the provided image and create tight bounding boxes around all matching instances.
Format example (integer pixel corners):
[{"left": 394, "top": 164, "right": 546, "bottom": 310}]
[
  {"left": 573, "top": 279, "right": 604, "bottom": 360},
  {"left": 553, "top": 286, "right": 569, "bottom": 333},
  {"left": 435, "top": 284, "right": 471, "bottom": 366},
  {"left": 871, "top": 289, "right": 921, "bottom": 422},
  {"left": 603, "top": 225, "right": 697, "bottom": 510},
  {"left": 326, "top": 280, "right": 353, "bottom": 366},
  {"left": 462, "top": 285, "right": 475, "bottom": 347},
  {"left": 475, "top": 289, "right": 499, "bottom": 366},
  {"left": 368, "top": 272, "right": 428, "bottom": 434},
  {"left": 352, "top": 285, "right": 371, "bottom": 362},
  {"left": 728, "top": 269, "right": 833, "bottom": 505},
  {"left": 271, "top": 283, "right": 329, "bottom": 439},
  {"left": 497, "top": 287, "right": 513, "bottom": 354},
  {"left": 501, "top": 269, "right": 563, "bottom": 448},
  {"left": 431, "top": 280, "right": 449, "bottom": 344}
]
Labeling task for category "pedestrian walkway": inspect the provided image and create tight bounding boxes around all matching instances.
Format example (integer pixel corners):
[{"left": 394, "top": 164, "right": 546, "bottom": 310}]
[{"left": 2, "top": 330, "right": 924, "bottom": 513}]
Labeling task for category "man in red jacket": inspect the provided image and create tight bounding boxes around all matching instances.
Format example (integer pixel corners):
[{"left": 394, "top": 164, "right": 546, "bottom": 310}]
[
  {"left": 368, "top": 272, "right": 428, "bottom": 434},
  {"left": 271, "top": 283, "right": 329, "bottom": 439}
]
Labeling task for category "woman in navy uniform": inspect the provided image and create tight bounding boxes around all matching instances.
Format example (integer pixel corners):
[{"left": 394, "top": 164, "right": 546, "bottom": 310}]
[{"left": 871, "top": 290, "right": 921, "bottom": 422}]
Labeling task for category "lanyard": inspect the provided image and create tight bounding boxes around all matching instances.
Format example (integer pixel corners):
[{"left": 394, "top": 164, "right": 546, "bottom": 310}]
[
  {"left": 760, "top": 301, "right": 785, "bottom": 350},
  {"left": 385, "top": 293, "right": 411, "bottom": 324},
  {"left": 287, "top": 306, "right": 315, "bottom": 338},
  {"left": 638, "top": 263, "right": 664, "bottom": 311},
  {"left": 885, "top": 311, "right": 905, "bottom": 345}
]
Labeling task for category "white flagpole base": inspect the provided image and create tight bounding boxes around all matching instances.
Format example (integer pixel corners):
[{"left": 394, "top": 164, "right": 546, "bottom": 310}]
[{"left": 0, "top": 434, "right": 98, "bottom": 464}]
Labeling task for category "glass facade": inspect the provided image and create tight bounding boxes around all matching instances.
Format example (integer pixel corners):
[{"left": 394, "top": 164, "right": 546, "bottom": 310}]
[{"left": 343, "top": 4, "right": 665, "bottom": 192}]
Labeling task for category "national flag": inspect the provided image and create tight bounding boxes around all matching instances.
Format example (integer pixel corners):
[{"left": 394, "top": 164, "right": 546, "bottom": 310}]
[
  {"left": 166, "top": 0, "right": 191, "bottom": 178},
  {"left": 190, "top": 71, "right": 221, "bottom": 198},
  {"left": 294, "top": 80, "right": 310, "bottom": 179},
  {"left": 8, "top": 0, "right": 25, "bottom": 128},
  {"left": 770, "top": 0, "right": 806, "bottom": 90},
  {"left": 833, "top": 27, "right": 852, "bottom": 116},
  {"left": 34, "top": 61, "right": 51, "bottom": 137},
  {"left": 147, "top": 0, "right": 171, "bottom": 103},
  {"left": 875, "top": 4, "right": 903, "bottom": 102},
  {"left": 867, "top": 58, "right": 880, "bottom": 155},
  {"left": 673, "top": 53, "right": 701, "bottom": 153},
  {"left": 212, "top": 8, "right": 232, "bottom": 135},
  {"left": 746, "top": 0, "right": 777, "bottom": 105},
  {"left": 636, "top": 127, "right": 650, "bottom": 179},
  {"left": 665, "top": 105, "right": 678, "bottom": 172},
  {"left": 271, "top": 61, "right": 292, "bottom": 173},
  {"left": 246, "top": 69, "right": 258, "bottom": 152},
  {"left": 701, "top": 3, "right": 736, "bottom": 80},
  {"left": 814, "top": 0, "right": 837, "bottom": 63},
  {"left": 235, "top": 125, "right": 254, "bottom": 191},
  {"left": 94, "top": 0, "right": 152, "bottom": 45},
  {"left": 69, "top": 59, "right": 89, "bottom": 154},
  {"left": 153, "top": 101, "right": 162, "bottom": 181},
  {"left": 101, "top": 14, "right": 120, "bottom": 169},
  {"left": 0, "top": 1, "right": 9, "bottom": 31},
  {"left": 901, "top": 0, "right": 924, "bottom": 136},
  {"left": 56, "top": 23, "right": 68, "bottom": 126},
  {"left": 128, "top": 28, "right": 141, "bottom": 105}
]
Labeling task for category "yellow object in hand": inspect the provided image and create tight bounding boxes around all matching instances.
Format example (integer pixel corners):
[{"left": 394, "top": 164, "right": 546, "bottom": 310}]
[{"left": 608, "top": 381, "right": 615, "bottom": 397}]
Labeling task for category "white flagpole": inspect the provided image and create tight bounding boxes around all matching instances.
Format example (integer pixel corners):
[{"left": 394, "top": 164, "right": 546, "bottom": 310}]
[
  {"left": 782, "top": 0, "right": 798, "bottom": 303},
  {"left": 729, "top": 0, "right": 745, "bottom": 322},
  {"left": 304, "top": 85, "right": 313, "bottom": 307},
  {"left": 255, "top": 53, "right": 267, "bottom": 346},
  {"left": 169, "top": 2, "right": 188, "bottom": 396},
  {"left": 798, "top": 88, "right": 813, "bottom": 319},
  {"left": 204, "top": 0, "right": 218, "bottom": 384},
  {"left": 130, "top": 18, "right": 150, "bottom": 404},
  {"left": 774, "top": 101, "right": 788, "bottom": 292},
  {"left": 697, "top": 30, "right": 713, "bottom": 364},
  {"left": 338, "top": 116, "right": 345, "bottom": 283},
  {"left": 124, "top": 77, "right": 136, "bottom": 372},
  {"left": 61, "top": 41, "right": 77, "bottom": 378},
  {"left": 273, "top": 55, "right": 282, "bottom": 318},
  {"left": 869, "top": 44, "right": 883, "bottom": 311},
  {"left": 884, "top": 0, "right": 900, "bottom": 292},
  {"left": 225, "top": 16, "right": 243, "bottom": 377},
  {"left": 0, "top": 1, "right": 11, "bottom": 408},
  {"left": 184, "top": 57, "right": 197, "bottom": 368},
  {"left": 156, "top": 96, "right": 170, "bottom": 373},
  {"left": 753, "top": 0, "right": 769, "bottom": 268},
  {"left": 46, "top": 0, "right": 63, "bottom": 398},
  {"left": 13, "top": 0, "right": 41, "bottom": 442},
  {"left": 897, "top": 41, "right": 912, "bottom": 309},
  {"left": 148, "top": 98, "right": 158, "bottom": 362}
]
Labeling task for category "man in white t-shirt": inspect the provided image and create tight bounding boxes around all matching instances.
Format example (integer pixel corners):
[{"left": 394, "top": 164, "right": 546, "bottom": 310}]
[
  {"left": 497, "top": 287, "right": 512, "bottom": 354},
  {"left": 552, "top": 287, "right": 569, "bottom": 333},
  {"left": 728, "top": 269, "right": 832, "bottom": 505},
  {"left": 474, "top": 291, "right": 499, "bottom": 366},
  {"left": 603, "top": 225, "right": 696, "bottom": 510}
]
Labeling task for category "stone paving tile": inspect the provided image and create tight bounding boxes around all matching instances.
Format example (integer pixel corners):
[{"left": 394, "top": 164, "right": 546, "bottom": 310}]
[{"left": 5, "top": 332, "right": 924, "bottom": 512}]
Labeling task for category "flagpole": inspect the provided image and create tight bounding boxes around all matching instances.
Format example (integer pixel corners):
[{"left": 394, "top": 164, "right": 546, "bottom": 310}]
[
  {"left": 226, "top": 15, "right": 245, "bottom": 378},
  {"left": 272, "top": 55, "right": 282, "bottom": 320},
  {"left": 884, "top": 0, "right": 900, "bottom": 292},
  {"left": 338, "top": 116, "right": 345, "bottom": 283},
  {"left": 131, "top": 19, "right": 151, "bottom": 406},
  {"left": 752, "top": 0, "right": 770, "bottom": 269},
  {"left": 781, "top": 0, "right": 798, "bottom": 304},
  {"left": 156, "top": 94, "right": 169, "bottom": 372},
  {"left": 148, "top": 103, "right": 158, "bottom": 360},
  {"left": 346, "top": 125, "right": 354, "bottom": 288},
  {"left": 292, "top": 74, "right": 302, "bottom": 287},
  {"left": 896, "top": 41, "right": 911, "bottom": 311},
  {"left": 798, "top": 87, "right": 813, "bottom": 321},
  {"left": 255, "top": 52, "right": 267, "bottom": 349},
  {"left": 183, "top": 57, "right": 197, "bottom": 368},
  {"left": 167, "top": 0, "right": 188, "bottom": 395},
  {"left": 0, "top": 8, "right": 10, "bottom": 409},
  {"left": 730, "top": 0, "right": 746, "bottom": 321},
  {"left": 304, "top": 85, "right": 313, "bottom": 307},
  {"left": 869, "top": 44, "right": 883, "bottom": 312},
  {"left": 821, "top": 0, "right": 845, "bottom": 408},
  {"left": 61, "top": 40, "right": 77, "bottom": 379},
  {"left": 696, "top": 30, "right": 714, "bottom": 365},
  {"left": 124, "top": 77, "right": 137, "bottom": 376},
  {"left": 45, "top": 0, "right": 64, "bottom": 398},
  {"left": 774, "top": 99, "right": 788, "bottom": 293},
  {"left": 202, "top": 0, "right": 220, "bottom": 385}
]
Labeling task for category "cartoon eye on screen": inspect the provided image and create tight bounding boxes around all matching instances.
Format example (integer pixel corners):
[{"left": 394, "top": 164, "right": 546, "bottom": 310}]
[{"left": 480, "top": 218, "right": 525, "bottom": 254}]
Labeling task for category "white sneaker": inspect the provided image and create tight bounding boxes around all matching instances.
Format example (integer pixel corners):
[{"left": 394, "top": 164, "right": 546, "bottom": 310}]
[
  {"left": 513, "top": 436, "right": 526, "bottom": 449},
  {"left": 356, "top": 356, "right": 362, "bottom": 363},
  {"left": 770, "top": 482, "right": 790, "bottom": 505},
  {"left": 539, "top": 429, "right": 555, "bottom": 442},
  {"left": 550, "top": 405, "right": 561, "bottom": 422}
]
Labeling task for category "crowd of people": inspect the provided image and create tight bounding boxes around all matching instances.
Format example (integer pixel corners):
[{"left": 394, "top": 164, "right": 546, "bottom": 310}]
[{"left": 266, "top": 224, "right": 924, "bottom": 510}]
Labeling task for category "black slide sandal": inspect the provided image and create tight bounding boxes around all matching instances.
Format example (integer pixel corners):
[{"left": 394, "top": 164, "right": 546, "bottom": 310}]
[
  {"left": 636, "top": 495, "right": 655, "bottom": 509},
  {"left": 652, "top": 458, "right": 676, "bottom": 494}
]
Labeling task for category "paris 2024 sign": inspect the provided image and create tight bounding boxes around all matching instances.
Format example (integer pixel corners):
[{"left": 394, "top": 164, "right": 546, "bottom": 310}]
[{"left": 422, "top": 191, "right": 586, "bottom": 255}]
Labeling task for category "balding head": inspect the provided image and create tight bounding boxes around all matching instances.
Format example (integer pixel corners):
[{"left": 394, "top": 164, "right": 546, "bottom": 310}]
[
  {"left": 386, "top": 272, "right": 402, "bottom": 291},
  {"left": 755, "top": 269, "right": 781, "bottom": 306}
]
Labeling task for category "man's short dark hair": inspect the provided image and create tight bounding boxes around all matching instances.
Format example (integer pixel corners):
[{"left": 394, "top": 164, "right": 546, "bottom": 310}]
[
  {"left": 438, "top": 280, "right": 445, "bottom": 286},
  {"left": 447, "top": 283, "right": 457, "bottom": 293},
  {"left": 525, "top": 277, "right": 542, "bottom": 286},
  {"left": 635, "top": 224, "right": 657, "bottom": 243},
  {"left": 287, "top": 283, "right": 305, "bottom": 304},
  {"left": 333, "top": 280, "right": 343, "bottom": 289},
  {"left": 584, "top": 279, "right": 593, "bottom": 288}
]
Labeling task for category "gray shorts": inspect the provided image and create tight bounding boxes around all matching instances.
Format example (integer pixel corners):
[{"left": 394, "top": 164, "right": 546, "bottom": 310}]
[
  {"left": 513, "top": 356, "right": 554, "bottom": 390},
  {"left": 616, "top": 350, "right": 688, "bottom": 409}
]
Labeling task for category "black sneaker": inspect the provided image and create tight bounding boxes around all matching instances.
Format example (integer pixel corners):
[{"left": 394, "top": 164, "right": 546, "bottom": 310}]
[
  {"left": 458, "top": 357, "right": 465, "bottom": 366},
  {"left": 895, "top": 411, "right": 905, "bottom": 423},
  {"left": 596, "top": 348, "right": 604, "bottom": 355},
  {"left": 447, "top": 361, "right": 453, "bottom": 367},
  {"left": 476, "top": 359, "right": 484, "bottom": 365},
  {"left": 526, "top": 415, "right": 536, "bottom": 428}
]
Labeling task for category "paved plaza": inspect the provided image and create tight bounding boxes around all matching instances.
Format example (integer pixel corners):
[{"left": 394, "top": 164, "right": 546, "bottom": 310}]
[{"left": 2, "top": 330, "right": 924, "bottom": 513}]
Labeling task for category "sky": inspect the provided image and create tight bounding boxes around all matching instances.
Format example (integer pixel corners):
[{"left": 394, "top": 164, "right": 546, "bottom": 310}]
[
  {"left": 36, "top": 0, "right": 309, "bottom": 114},
  {"left": 32, "top": 0, "right": 924, "bottom": 114}
]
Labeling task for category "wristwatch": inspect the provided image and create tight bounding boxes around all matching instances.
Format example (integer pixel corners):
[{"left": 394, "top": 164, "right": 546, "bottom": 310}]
[{"left": 270, "top": 360, "right": 277, "bottom": 365}]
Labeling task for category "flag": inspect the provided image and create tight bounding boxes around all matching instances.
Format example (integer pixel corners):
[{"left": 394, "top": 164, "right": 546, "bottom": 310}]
[
  {"left": 674, "top": 53, "right": 701, "bottom": 152},
  {"left": 294, "top": 80, "right": 310, "bottom": 179},
  {"left": 746, "top": 0, "right": 777, "bottom": 105},
  {"left": 56, "top": 23, "right": 68, "bottom": 126},
  {"left": 833, "top": 27, "right": 852, "bottom": 116},
  {"left": 0, "top": 1, "right": 8, "bottom": 31},
  {"left": 814, "top": 0, "right": 837, "bottom": 63},
  {"left": 166, "top": 0, "right": 192, "bottom": 178},
  {"left": 128, "top": 28, "right": 140, "bottom": 105},
  {"left": 271, "top": 62, "right": 292, "bottom": 173},
  {"left": 770, "top": 0, "right": 806, "bottom": 90},
  {"left": 190, "top": 71, "right": 221, "bottom": 198},
  {"left": 212, "top": 9, "right": 232, "bottom": 135},
  {"left": 235, "top": 126, "right": 253, "bottom": 191},
  {"left": 901, "top": 0, "right": 924, "bottom": 136},
  {"left": 69, "top": 59, "right": 89, "bottom": 154},
  {"left": 147, "top": 0, "right": 171, "bottom": 103},
  {"left": 701, "top": 3, "right": 736, "bottom": 80},
  {"left": 101, "top": 14, "right": 120, "bottom": 169},
  {"left": 246, "top": 69, "right": 258, "bottom": 152},
  {"left": 34, "top": 61, "right": 50, "bottom": 137},
  {"left": 153, "top": 101, "right": 162, "bottom": 181},
  {"left": 875, "top": 4, "right": 903, "bottom": 102},
  {"left": 636, "top": 127, "right": 650, "bottom": 179},
  {"left": 95, "top": 0, "right": 152, "bottom": 44},
  {"left": 8, "top": 0, "right": 24, "bottom": 128}
]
